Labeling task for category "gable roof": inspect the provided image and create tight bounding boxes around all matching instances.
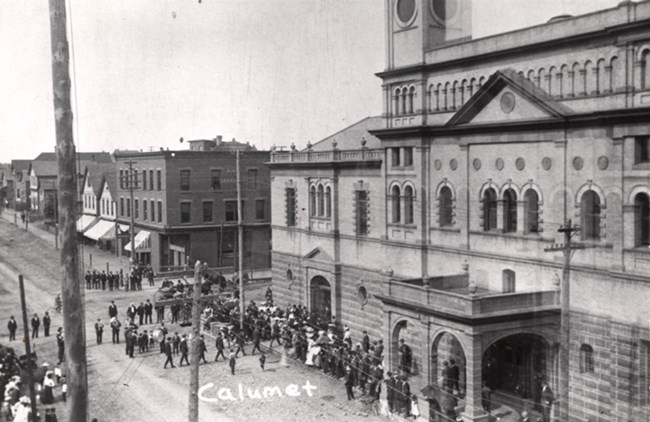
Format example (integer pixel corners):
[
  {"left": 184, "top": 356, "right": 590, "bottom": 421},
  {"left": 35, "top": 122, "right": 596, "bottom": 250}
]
[
  {"left": 307, "top": 116, "right": 383, "bottom": 152},
  {"left": 34, "top": 152, "right": 112, "bottom": 163},
  {"left": 446, "top": 68, "right": 573, "bottom": 127},
  {"left": 86, "top": 163, "right": 116, "bottom": 197},
  {"left": 31, "top": 160, "right": 59, "bottom": 177},
  {"left": 11, "top": 160, "right": 31, "bottom": 173}
]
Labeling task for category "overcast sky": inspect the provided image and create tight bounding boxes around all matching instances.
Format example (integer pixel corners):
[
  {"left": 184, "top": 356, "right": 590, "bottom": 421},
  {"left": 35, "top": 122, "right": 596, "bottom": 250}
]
[{"left": 0, "top": 0, "right": 623, "bottom": 160}]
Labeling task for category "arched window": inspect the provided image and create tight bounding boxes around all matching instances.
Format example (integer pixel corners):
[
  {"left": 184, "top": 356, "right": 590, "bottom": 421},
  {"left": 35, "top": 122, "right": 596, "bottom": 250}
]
[
  {"left": 394, "top": 88, "right": 401, "bottom": 115},
  {"left": 325, "top": 186, "right": 332, "bottom": 218},
  {"left": 439, "top": 186, "right": 453, "bottom": 227},
  {"left": 483, "top": 188, "right": 497, "bottom": 231},
  {"left": 310, "top": 186, "right": 316, "bottom": 217},
  {"left": 502, "top": 269, "right": 516, "bottom": 293},
  {"left": 404, "top": 185, "right": 414, "bottom": 225},
  {"left": 391, "top": 185, "right": 401, "bottom": 223},
  {"left": 401, "top": 89, "right": 408, "bottom": 116},
  {"left": 581, "top": 190, "right": 601, "bottom": 240},
  {"left": 579, "top": 344, "right": 594, "bottom": 373},
  {"left": 524, "top": 190, "right": 540, "bottom": 233},
  {"left": 408, "top": 86, "right": 415, "bottom": 114},
  {"left": 635, "top": 193, "right": 650, "bottom": 246},
  {"left": 641, "top": 49, "right": 650, "bottom": 90},
  {"left": 317, "top": 184, "right": 324, "bottom": 217},
  {"left": 503, "top": 189, "right": 517, "bottom": 233}
]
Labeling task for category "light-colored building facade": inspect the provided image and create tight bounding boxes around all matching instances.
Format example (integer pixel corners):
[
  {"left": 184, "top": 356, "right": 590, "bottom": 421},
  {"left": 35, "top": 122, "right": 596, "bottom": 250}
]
[{"left": 270, "top": 1, "right": 650, "bottom": 421}]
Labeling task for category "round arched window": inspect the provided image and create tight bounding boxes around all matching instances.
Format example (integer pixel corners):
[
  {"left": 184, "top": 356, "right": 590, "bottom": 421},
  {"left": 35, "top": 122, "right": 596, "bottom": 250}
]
[
  {"left": 396, "top": 0, "right": 416, "bottom": 25},
  {"left": 286, "top": 269, "right": 294, "bottom": 283},
  {"left": 357, "top": 285, "right": 369, "bottom": 306}
]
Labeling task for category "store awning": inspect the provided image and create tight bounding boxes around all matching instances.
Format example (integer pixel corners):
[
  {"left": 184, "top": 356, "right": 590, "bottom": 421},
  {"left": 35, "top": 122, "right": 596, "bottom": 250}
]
[
  {"left": 124, "top": 230, "right": 151, "bottom": 252},
  {"left": 76, "top": 215, "right": 97, "bottom": 233},
  {"left": 84, "top": 219, "right": 116, "bottom": 241}
]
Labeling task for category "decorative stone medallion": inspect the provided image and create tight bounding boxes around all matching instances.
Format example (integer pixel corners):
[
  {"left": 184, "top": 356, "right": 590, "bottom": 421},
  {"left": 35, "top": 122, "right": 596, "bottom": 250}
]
[
  {"left": 573, "top": 156, "right": 584, "bottom": 171},
  {"left": 396, "top": 0, "right": 417, "bottom": 26},
  {"left": 597, "top": 156, "right": 609, "bottom": 170},
  {"left": 516, "top": 157, "right": 526, "bottom": 171},
  {"left": 450, "top": 159, "right": 458, "bottom": 171},
  {"left": 500, "top": 92, "right": 516, "bottom": 114},
  {"left": 472, "top": 158, "right": 482, "bottom": 171},
  {"left": 434, "top": 159, "right": 442, "bottom": 170},
  {"left": 495, "top": 158, "right": 504, "bottom": 171},
  {"left": 542, "top": 157, "right": 552, "bottom": 171}
]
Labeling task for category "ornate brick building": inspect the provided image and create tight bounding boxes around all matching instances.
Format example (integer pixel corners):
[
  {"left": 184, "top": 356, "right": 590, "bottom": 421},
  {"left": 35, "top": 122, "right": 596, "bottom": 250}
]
[{"left": 270, "top": 1, "right": 650, "bottom": 421}]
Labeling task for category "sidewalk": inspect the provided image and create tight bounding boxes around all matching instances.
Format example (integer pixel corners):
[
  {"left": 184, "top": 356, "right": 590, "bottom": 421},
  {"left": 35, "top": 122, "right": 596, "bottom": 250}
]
[{"left": 0, "top": 209, "right": 130, "bottom": 274}]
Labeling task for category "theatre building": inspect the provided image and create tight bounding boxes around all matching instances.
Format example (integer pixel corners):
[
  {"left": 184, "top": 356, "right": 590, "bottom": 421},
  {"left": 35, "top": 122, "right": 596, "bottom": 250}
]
[
  {"left": 269, "top": 1, "right": 650, "bottom": 420},
  {"left": 114, "top": 139, "right": 271, "bottom": 273}
]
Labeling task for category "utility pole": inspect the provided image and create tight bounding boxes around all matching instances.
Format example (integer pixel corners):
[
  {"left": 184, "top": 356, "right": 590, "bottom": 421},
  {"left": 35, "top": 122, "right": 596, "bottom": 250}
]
[
  {"left": 48, "top": 1, "right": 88, "bottom": 422},
  {"left": 236, "top": 149, "right": 244, "bottom": 331},
  {"left": 18, "top": 275, "right": 38, "bottom": 421},
  {"left": 544, "top": 219, "right": 587, "bottom": 421},
  {"left": 188, "top": 260, "right": 203, "bottom": 422},
  {"left": 122, "top": 161, "right": 138, "bottom": 266}
]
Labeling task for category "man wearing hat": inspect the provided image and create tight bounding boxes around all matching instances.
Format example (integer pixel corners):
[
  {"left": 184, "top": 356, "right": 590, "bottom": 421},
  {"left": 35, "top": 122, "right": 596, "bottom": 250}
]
[
  {"left": 199, "top": 334, "right": 208, "bottom": 364},
  {"left": 384, "top": 371, "right": 396, "bottom": 414},
  {"left": 7, "top": 315, "right": 17, "bottom": 341},
  {"left": 344, "top": 366, "right": 355, "bottom": 400},
  {"left": 31, "top": 314, "right": 40, "bottom": 339}
]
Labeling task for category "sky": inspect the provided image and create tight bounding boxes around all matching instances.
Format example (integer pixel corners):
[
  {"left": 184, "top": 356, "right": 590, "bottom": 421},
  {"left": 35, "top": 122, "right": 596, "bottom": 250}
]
[{"left": 0, "top": 0, "right": 625, "bottom": 161}]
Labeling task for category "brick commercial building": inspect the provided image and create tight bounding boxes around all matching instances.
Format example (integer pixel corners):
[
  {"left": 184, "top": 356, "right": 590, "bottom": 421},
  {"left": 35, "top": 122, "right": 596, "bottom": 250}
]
[
  {"left": 114, "top": 139, "right": 271, "bottom": 273},
  {"left": 270, "top": 1, "right": 650, "bottom": 421}
]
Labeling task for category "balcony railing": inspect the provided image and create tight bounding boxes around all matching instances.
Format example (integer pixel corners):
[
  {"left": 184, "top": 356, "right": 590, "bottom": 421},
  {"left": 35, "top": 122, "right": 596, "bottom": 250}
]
[
  {"left": 386, "top": 278, "right": 559, "bottom": 318},
  {"left": 270, "top": 148, "right": 383, "bottom": 163}
]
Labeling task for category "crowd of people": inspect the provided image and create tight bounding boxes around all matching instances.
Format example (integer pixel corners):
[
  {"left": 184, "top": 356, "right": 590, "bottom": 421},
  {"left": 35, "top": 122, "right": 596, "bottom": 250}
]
[
  {"left": 84, "top": 263, "right": 154, "bottom": 292},
  {"left": 1, "top": 346, "right": 66, "bottom": 421}
]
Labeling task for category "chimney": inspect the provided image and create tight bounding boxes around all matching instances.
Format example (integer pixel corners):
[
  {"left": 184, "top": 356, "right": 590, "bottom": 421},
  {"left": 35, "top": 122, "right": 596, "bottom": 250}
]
[{"left": 215, "top": 135, "right": 222, "bottom": 146}]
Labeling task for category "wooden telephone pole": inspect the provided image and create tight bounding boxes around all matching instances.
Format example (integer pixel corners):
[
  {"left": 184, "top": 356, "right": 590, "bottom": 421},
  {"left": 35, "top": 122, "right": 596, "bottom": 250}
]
[
  {"left": 48, "top": 1, "right": 88, "bottom": 421},
  {"left": 544, "top": 219, "right": 587, "bottom": 421},
  {"left": 236, "top": 149, "right": 245, "bottom": 331},
  {"left": 188, "top": 260, "right": 203, "bottom": 422}
]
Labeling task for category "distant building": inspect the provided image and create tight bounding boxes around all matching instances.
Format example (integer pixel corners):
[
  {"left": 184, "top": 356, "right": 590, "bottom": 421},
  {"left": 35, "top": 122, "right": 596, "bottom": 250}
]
[
  {"left": 11, "top": 160, "right": 31, "bottom": 212},
  {"left": 29, "top": 151, "right": 112, "bottom": 218},
  {"left": 270, "top": 1, "right": 650, "bottom": 421},
  {"left": 79, "top": 163, "right": 119, "bottom": 252},
  {"left": 113, "top": 140, "right": 271, "bottom": 273},
  {"left": 0, "top": 164, "right": 14, "bottom": 209}
]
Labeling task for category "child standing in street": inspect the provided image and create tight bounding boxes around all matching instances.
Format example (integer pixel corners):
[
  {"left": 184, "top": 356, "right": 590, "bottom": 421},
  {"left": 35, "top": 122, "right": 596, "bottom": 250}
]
[{"left": 228, "top": 349, "right": 236, "bottom": 375}]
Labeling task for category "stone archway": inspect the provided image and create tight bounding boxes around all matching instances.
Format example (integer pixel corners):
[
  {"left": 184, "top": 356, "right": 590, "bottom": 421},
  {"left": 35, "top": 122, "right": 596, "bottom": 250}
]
[
  {"left": 482, "top": 333, "right": 550, "bottom": 414},
  {"left": 430, "top": 331, "right": 466, "bottom": 420},
  {"left": 309, "top": 276, "right": 331, "bottom": 323}
]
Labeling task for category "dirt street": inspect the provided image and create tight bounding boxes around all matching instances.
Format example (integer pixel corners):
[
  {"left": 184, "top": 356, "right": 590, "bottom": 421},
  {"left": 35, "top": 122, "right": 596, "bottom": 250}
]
[{"left": 0, "top": 216, "right": 393, "bottom": 422}]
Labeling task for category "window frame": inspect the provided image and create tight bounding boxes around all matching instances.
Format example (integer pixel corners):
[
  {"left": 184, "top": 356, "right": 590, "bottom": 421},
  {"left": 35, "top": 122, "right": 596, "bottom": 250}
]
[
  {"left": 202, "top": 201, "right": 214, "bottom": 223},
  {"left": 180, "top": 169, "right": 191, "bottom": 192},
  {"left": 180, "top": 201, "right": 191, "bottom": 224},
  {"left": 355, "top": 190, "right": 369, "bottom": 236}
]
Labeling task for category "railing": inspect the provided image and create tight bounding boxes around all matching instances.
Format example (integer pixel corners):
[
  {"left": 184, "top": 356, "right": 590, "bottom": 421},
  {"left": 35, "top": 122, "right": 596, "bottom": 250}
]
[
  {"left": 270, "top": 148, "right": 384, "bottom": 163},
  {"left": 388, "top": 279, "right": 559, "bottom": 317}
]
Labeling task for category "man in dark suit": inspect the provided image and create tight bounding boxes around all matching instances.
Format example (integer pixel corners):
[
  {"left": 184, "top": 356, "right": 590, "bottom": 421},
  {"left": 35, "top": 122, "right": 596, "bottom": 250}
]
[
  {"left": 144, "top": 299, "right": 153, "bottom": 324},
  {"left": 214, "top": 332, "right": 226, "bottom": 361},
  {"left": 362, "top": 330, "right": 370, "bottom": 353},
  {"left": 108, "top": 301, "right": 118, "bottom": 319},
  {"left": 137, "top": 303, "right": 145, "bottom": 326},
  {"left": 400, "top": 375, "right": 411, "bottom": 417},
  {"left": 7, "top": 316, "right": 17, "bottom": 341},
  {"left": 164, "top": 340, "right": 175, "bottom": 369},
  {"left": 199, "top": 334, "right": 208, "bottom": 364},
  {"left": 449, "top": 359, "right": 460, "bottom": 393},
  {"left": 384, "top": 371, "right": 396, "bottom": 413},
  {"left": 31, "top": 314, "right": 40, "bottom": 338},
  {"left": 344, "top": 367, "right": 355, "bottom": 400},
  {"left": 179, "top": 335, "right": 190, "bottom": 366},
  {"left": 398, "top": 339, "right": 412, "bottom": 375},
  {"left": 43, "top": 312, "right": 51, "bottom": 337}
]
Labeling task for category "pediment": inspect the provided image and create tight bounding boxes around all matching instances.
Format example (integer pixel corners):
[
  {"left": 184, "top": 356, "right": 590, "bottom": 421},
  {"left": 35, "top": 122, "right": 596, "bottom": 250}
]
[
  {"left": 447, "top": 68, "right": 572, "bottom": 127},
  {"left": 303, "top": 247, "right": 334, "bottom": 263}
]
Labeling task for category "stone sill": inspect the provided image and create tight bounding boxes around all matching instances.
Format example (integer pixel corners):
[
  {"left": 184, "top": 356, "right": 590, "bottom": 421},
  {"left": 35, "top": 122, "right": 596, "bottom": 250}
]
[{"left": 469, "top": 230, "right": 553, "bottom": 243}]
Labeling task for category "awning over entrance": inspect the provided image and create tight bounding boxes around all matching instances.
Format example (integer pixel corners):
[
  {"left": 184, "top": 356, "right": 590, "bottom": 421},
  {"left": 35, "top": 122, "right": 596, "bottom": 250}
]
[
  {"left": 76, "top": 214, "right": 97, "bottom": 233},
  {"left": 84, "top": 219, "right": 116, "bottom": 241},
  {"left": 124, "top": 230, "right": 151, "bottom": 252}
]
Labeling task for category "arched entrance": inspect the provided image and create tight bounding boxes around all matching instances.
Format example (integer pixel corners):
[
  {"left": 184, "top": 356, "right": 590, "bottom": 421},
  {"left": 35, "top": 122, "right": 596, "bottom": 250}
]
[
  {"left": 483, "top": 333, "right": 550, "bottom": 413},
  {"left": 309, "top": 276, "right": 331, "bottom": 323},
  {"left": 429, "top": 332, "right": 466, "bottom": 421}
]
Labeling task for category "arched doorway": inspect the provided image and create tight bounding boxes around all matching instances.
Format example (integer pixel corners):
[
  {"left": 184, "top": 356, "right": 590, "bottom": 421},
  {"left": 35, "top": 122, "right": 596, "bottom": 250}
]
[
  {"left": 430, "top": 332, "right": 466, "bottom": 421},
  {"left": 310, "top": 276, "right": 331, "bottom": 323},
  {"left": 482, "top": 333, "right": 550, "bottom": 413}
]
